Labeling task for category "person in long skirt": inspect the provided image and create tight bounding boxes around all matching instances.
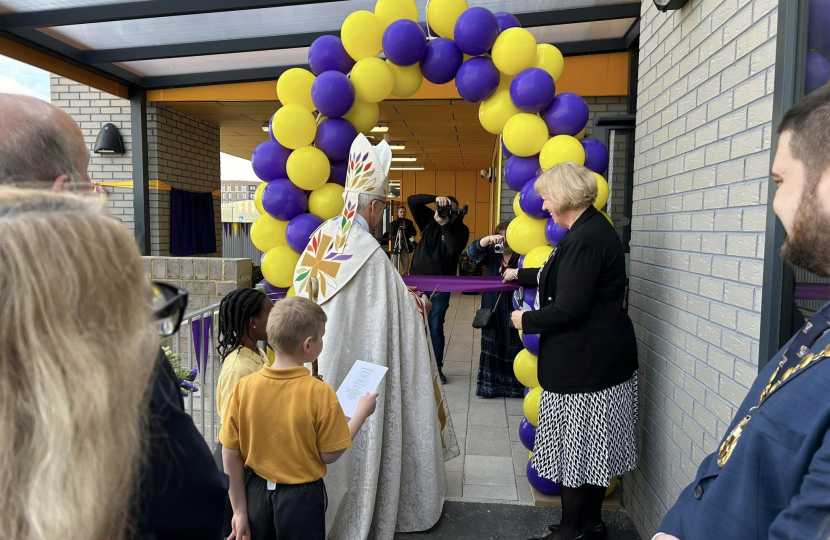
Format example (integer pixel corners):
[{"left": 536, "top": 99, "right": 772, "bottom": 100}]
[{"left": 467, "top": 222, "right": 525, "bottom": 398}]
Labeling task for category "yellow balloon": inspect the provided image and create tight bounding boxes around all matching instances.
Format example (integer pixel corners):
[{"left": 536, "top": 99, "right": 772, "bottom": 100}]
[
  {"left": 492, "top": 28, "right": 537, "bottom": 76},
  {"left": 513, "top": 349, "right": 539, "bottom": 388},
  {"left": 426, "top": 0, "right": 468, "bottom": 39},
  {"left": 503, "top": 113, "right": 549, "bottom": 157},
  {"left": 351, "top": 57, "right": 395, "bottom": 102},
  {"left": 513, "top": 193, "right": 524, "bottom": 217},
  {"left": 507, "top": 214, "right": 547, "bottom": 255},
  {"left": 266, "top": 346, "right": 276, "bottom": 365},
  {"left": 276, "top": 68, "right": 316, "bottom": 112},
  {"left": 528, "top": 450, "right": 533, "bottom": 459},
  {"left": 309, "top": 183, "right": 345, "bottom": 220},
  {"left": 523, "top": 386, "right": 543, "bottom": 427},
  {"left": 261, "top": 246, "right": 300, "bottom": 288},
  {"left": 525, "top": 245, "right": 553, "bottom": 269},
  {"left": 387, "top": 60, "right": 423, "bottom": 98},
  {"left": 575, "top": 128, "right": 586, "bottom": 140},
  {"left": 286, "top": 146, "right": 330, "bottom": 191},
  {"left": 606, "top": 477, "right": 618, "bottom": 497},
  {"left": 341, "top": 10, "right": 384, "bottom": 61},
  {"left": 272, "top": 104, "right": 317, "bottom": 149},
  {"left": 539, "top": 135, "right": 586, "bottom": 171},
  {"left": 594, "top": 173, "right": 609, "bottom": 210},
  {"left": 286, "top": 285, "right": 296, "bottom": 298},
  {"left": 374, "top": 0, "right": 418, "bottom": 28},
  {"left": 534, "top": 44, "right": 565, "bottom": 83},
  {"left": 254, "top": 182, "right": 266, "bottom": 214},
  {"left": 479, "top": 89, "right": 520, "bottom": 135},
  {"left": 251, "top": 214, "right": 288, "bottom": 252},
  {"left": 344, "top": 99, "right": 380, "bottom": 134},
  {"left": 601, "top": 210, "right": 614, "bottom": 226}
]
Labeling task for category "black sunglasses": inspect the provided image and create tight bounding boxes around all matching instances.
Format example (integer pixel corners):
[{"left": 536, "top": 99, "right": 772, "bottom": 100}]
[{"left": 151, "top": 281, "right": 188, "bottom": 337}]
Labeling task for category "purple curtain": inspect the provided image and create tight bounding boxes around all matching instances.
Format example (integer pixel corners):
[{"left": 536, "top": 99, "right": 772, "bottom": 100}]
[{"left": 171, "top": 188, "right": 217, "bottom": 256}]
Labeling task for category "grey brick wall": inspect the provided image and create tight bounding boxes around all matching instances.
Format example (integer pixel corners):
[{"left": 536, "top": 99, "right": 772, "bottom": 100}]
[
  {"left": 51, "top": 75, "right": 135, "bottom": 234},
  {"left": 624, "top": 0, "right": 776, "bottom": 537},
  {"left": 500, "top": 97, "right": 630, "bottom": 245},
  {"left": 50, "top": 76, "right": 222, "bottom": 257}
]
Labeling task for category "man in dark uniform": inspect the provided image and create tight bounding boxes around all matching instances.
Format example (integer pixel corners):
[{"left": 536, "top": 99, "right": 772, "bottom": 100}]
[
  {"left": 654, "top": 86, "right": 830, "bottom": 540},
  {"left": 389, "top": 206, "right": 417, "bottom": 274}
]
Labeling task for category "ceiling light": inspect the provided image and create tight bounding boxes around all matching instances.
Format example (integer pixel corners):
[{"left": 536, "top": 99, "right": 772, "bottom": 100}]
[
  {"left": 390, "top": 165, "right": 424, "bottom": 171},
  {"left": 391, "top": 156, "right": 417, "bottom": 162},
  {"left": 370, "top": 123, "right": 389, "bottom": 133},
  {"left": 389, "top": 142, "right": 406, "bottom": 150},
  {"left": 261, "top": 122, "right": 269, "bottom": 132}
]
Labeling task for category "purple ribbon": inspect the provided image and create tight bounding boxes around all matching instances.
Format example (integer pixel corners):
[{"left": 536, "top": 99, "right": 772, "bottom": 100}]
[
  {"left": 795, "top": 283, "right": 830, "bottom": 301},
  {"left": 190, "top": 314, "right": 212, "bottom": 375},
  {"left": 402, "top": 275, "right": 519, "bottom": 293}
]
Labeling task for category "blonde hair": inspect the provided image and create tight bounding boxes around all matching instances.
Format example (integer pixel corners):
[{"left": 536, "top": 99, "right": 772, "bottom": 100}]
[
  {"left": 0, "top": 188, "right": 157, "bottom": 540},
  {"left": 535, "top": 162, "right": 598, "bottom": 214},
  {"left": 267, "top": 296, "right": 327, "bottom": 354}
]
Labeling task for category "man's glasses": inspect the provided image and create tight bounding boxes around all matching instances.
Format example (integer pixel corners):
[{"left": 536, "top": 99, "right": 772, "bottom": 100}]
[{"left": 151, "top": 281, "right": 188, "bottom": 337}]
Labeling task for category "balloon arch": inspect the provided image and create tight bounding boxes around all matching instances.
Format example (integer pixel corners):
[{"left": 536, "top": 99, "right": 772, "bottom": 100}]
[{"left": 248, "top": 0, "right": 616, "bottom": 498}]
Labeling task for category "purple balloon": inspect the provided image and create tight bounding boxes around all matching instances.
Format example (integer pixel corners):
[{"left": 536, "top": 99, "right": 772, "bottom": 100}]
[
  {"left": 518, "top": 254, "right": 525, "bottom": 268},
  {"left": 315, "top": 118, "right": 357, "bottom": 161},
  {"left": 308, "top": 35, "right": 355, "bottom": 75},
  {"left": 311, "top": 71, "right": 355, "bottom": 118},
  {"left": 543, "top": 92, "right": 589, "bottom": 137},
  {"left": 495, "top": 12, "right": 522, "bottom": 33},
  {"left": 328, "top": 160, "right": 348, "bottom": 186},
  {"left": 519, "top": 177, "right": 548, "bottom": 219},
  {"left": 261, "top": 178, "right": 308, "bottom": 221},
  {"left": 252, "top": 140, "right": 291, "bottom": 182},
  {"left": 420, "top": 38, "right": 463, "bottom": 85},
  {"left": 806, "top": 51, "right": 830, "bottom": 95},
  {"left": 454, "top": 7, "right": 500, "bottom": 56},
  {"left": 519, "top": 417, "right": 536, "bottom": 451},
  {"left": 419, "top": 21, "right": 439, "bottom": 38},
  {"left": 286, "top": 213, "right": 324, "bottom": 253},
  {"left": 522, "top": 332, "right": 539, "bottom": 356},
  {"left": 581, "top": 138, "right": 609, "bottom": 175},
  {"left": 383, "top": 19, "right": 427, "bottom": 66},
  {"left": 455, "top": 57, "right": 500, "bottom": 103},
  {"left": 524, "top": 386, "right": 531, "bottom": 396},
  {"left": 545, "top": 218, "right": 568, "bottom": 246},
  {"left": 512, "top": 295, "right": 521, "bottom": 310},
  {"left": 502, "top": 140, "right": 513, "bottom": 159},
  {"left": 268, "top": 114, "right": 276, "bottom": 142},
  {"left": 527, "top": 460, "right": 562, "bottom": 496},
  {"left": 504, "top": 154, "right": 540, "bottom": 191},
  {"left": 523, "top": 287, "right": 537, "bottom": 308},
  {"left": 510, "top": 68, "right": 556, "bottom": 113},
  {"left": 264, "top": 282, "right": 289, "bottom": 301},
  {"left": 809, "top": 0, "right": 830, "bottom": 49}
]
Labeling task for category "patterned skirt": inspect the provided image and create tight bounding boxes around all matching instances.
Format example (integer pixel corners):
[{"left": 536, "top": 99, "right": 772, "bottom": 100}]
[{"left": 531, "top": 373, "right": 638, "bottom": 488}]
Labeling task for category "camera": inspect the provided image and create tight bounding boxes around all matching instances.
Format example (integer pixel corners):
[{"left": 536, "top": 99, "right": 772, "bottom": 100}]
[
  {"left": 494, "top": 242, "right": 505, "bottom": 254},
  {"left": 437, "top": 203, "right": 468, "bottom": 220}
]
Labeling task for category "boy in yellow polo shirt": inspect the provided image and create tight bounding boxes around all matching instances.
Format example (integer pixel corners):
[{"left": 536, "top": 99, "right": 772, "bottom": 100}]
[{"left": 220, "top": 296, "right": 377, "bottom": 540}]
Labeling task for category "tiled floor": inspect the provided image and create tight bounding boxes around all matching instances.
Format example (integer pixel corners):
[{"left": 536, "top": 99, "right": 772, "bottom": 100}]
[{"left": 441, "top": 293, "right": 534, "bottom": 505}]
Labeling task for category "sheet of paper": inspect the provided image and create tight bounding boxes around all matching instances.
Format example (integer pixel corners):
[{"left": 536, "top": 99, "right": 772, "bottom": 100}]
[{"left": 336, "top": 360, "right": 388, "bottom": 418}]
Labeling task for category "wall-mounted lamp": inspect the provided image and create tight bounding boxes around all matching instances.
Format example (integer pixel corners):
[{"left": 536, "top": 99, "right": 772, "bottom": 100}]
[{"left": 93, "top": 123, "right": 124, "bottom": 154}]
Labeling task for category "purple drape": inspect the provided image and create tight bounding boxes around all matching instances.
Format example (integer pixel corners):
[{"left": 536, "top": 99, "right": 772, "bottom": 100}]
[{"left": 171, "top": 188, "right": 217, "bottom": 256}]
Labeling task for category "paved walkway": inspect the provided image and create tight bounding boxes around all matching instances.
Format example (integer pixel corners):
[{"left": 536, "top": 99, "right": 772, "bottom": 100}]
[{"left": 440, "top": 293, "right": 534, "bottom": 504}]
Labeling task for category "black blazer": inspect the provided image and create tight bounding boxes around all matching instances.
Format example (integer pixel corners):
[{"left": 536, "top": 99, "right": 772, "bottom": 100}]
[{"left": 518, "top": 205, "right": 638, "bottom": 394}]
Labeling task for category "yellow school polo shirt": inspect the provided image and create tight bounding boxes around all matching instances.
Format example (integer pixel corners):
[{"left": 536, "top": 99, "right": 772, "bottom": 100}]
[
  {"left": 216, "top": 346, "right": 270, "bottom": 419},
  {"left": 219, "top": 365, "right": 352, "bottom": 484}
]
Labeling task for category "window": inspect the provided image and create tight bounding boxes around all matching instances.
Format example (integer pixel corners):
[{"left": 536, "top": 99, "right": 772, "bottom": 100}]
[{"left": 249, "top": 185, "right": 257, "bottom": 191}]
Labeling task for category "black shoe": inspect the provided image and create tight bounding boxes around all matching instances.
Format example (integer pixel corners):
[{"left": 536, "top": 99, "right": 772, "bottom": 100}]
[
  {"left": 439, "top": 368, "right": 447, "bottom": 384},
  {"left": 547, "top": 523, "right": 607, "bottom": 539}
]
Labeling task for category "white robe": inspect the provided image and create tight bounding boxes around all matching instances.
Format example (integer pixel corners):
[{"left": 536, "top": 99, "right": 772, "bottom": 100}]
[{"left": 294, "top": 219, "right": 459, "bottom": 540}]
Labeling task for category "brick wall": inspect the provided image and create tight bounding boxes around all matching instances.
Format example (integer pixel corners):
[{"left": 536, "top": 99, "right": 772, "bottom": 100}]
[
  {"left": 49, "top": 77, "right": 222, "bottom": 257},
  {"left": 143, "top": 256, "right": 252, "bottom": 312},
  {"left": 499, "top": 96, "right": 630, "bottom": 246},
  {"left": 624, "top": 0, "right": 776, "bottom": 537},
  {"left": 50, "top": 75, "right": 135, "bottom": 234}
]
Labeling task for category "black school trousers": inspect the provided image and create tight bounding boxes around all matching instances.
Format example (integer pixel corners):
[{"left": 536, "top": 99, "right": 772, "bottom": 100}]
[{"left": 245, "top": 470, "right": 327, "bottom": 540}]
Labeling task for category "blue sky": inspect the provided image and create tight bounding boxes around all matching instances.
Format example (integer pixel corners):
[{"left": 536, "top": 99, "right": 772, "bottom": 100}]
[{"left": 0, "top": 54, "right": 50, "bottom": 101}]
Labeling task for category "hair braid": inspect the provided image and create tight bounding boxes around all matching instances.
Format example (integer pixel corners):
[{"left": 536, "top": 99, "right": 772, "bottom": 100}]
[{"left": 217, "top": 288, "right": 267, "bottom": 361}]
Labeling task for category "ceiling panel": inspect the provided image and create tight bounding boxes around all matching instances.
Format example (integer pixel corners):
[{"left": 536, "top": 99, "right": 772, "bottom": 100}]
[
  {"left": 116, "top": 48, "right": 309, "bottom": 77},
  {"left": 0, "top": 0, "right": 146, "bottom": 13}
]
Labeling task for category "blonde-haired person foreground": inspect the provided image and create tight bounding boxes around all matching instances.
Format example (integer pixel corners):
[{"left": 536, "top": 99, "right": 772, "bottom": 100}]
[
  {"left": 503, "top": 162, "right": 638, "bottom": 540},
  {"left": 0, "top": 188, "right": 160, "bottom": 540}
]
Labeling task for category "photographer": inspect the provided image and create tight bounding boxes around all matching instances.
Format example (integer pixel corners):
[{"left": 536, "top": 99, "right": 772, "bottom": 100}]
[
  {"left": 389, "top": 206, "right": 417, "bottom": 274},
  {"left": 408, "top": 194, "right": 470, "bottom": 383}
]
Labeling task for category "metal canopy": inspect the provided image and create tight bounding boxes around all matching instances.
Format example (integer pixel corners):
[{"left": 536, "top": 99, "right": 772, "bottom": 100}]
[{"left": 0, "top": 0, "right": 640, "bottom": 90}]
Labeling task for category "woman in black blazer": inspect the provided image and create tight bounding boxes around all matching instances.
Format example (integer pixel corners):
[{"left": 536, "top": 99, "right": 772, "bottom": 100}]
[{"left": 504, "top": 162, "right": 638, "bottom": 540}]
